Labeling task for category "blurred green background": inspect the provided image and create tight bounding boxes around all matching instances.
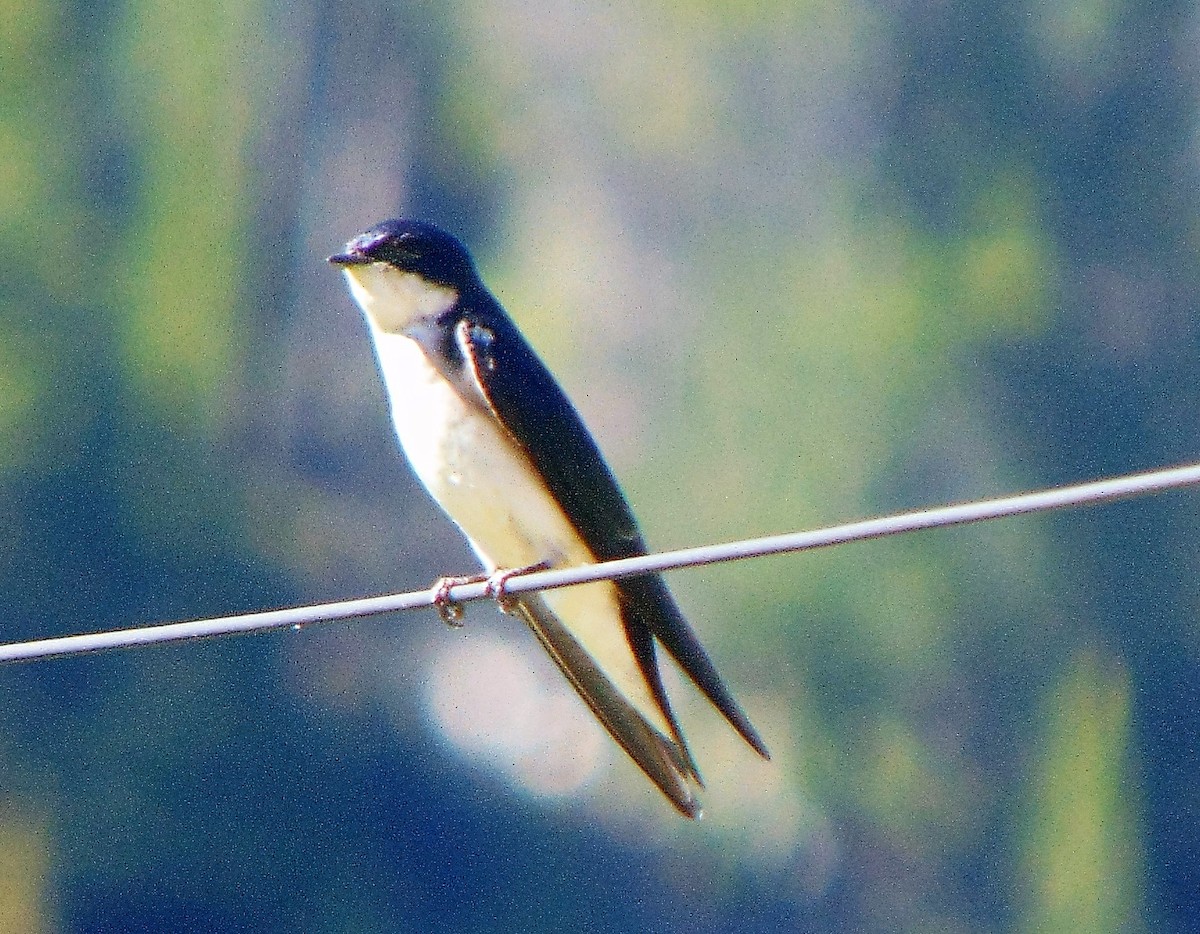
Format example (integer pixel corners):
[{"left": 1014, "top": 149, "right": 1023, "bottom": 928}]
[{"left": 1, "top": 0, "right": 1196, "bottom": 930}]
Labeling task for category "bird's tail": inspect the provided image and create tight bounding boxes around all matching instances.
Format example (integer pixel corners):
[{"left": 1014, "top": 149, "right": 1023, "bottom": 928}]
[{"left": 511, "top": 594, "right": 702, "bottom": 819}]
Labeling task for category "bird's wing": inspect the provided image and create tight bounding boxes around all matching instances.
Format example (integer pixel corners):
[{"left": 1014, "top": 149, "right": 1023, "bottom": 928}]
[
  {"left": 453, "top": 309, "right": 769, "bottom": 760},
  {"left": 450, "top": 312, "right": 646, "bottom": 562}
]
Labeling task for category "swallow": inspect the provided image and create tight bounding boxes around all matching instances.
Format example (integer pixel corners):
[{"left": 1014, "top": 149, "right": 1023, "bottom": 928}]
[{"left": 329, "top": 219, "right": 768, "bottom": 816}]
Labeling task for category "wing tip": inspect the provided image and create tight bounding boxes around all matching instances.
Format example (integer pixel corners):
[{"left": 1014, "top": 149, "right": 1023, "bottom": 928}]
[
  {"left": 735, "top": 716, "right": 772, "bottom": 761},
  {"left": 674, "top": 791, "right": 703, "bottom": 820}
]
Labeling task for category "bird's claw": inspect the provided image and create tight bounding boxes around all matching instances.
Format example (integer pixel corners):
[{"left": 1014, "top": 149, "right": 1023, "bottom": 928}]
[
  {"left": 429, "top": 574, "right": 485, "bottom": 628},
  {"left": 485, "top": 561, "right": 550, "bottom": 615},
  {"left": 429, "top": 562, "right": 551, "bottom": 624}
]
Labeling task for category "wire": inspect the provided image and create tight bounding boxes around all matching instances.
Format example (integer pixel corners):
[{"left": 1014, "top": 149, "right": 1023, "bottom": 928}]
[{"left": 3, "top": 460, "right": 1199, "bottom": 664}]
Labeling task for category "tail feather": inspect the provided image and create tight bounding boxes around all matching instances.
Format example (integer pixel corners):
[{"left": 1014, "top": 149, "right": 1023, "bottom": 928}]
[
  {"left": 620, "top": 575, "right": 771, "bottom": 760},
  {"left": 511, "top": 594, "right": 702, "bottom": 819}
]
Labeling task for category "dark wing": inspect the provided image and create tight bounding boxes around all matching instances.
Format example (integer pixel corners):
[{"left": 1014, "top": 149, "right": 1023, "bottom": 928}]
[
  {"left": 449, "top": 305, "right": 646, "bottom": 563},
  {"left": 452, "top": 298, "right": 769, "bottom": 760}
]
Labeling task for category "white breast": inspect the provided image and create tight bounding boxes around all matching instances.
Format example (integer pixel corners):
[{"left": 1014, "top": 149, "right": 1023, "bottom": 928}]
[
  {"left": 367, "top": 327, "right": 582, "bottom": 567},
  {"left": 365, "top": 326, "right": 669, "bottom": 737},
  {"left": 342, "top": 263, "right": 667, "bottom": 735}
]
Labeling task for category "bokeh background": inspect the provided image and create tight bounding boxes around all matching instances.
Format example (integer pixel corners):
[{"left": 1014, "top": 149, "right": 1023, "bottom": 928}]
[{"left": 2, "top": 0, "right": 1197, "bottom": 930}]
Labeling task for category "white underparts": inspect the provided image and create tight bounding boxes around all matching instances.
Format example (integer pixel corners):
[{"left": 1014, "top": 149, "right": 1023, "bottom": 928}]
[{"left": 348, "top": 287, "right": 671, "bottom": 739}]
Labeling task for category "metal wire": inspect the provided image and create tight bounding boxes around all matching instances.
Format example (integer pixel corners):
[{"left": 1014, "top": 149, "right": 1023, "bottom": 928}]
[{"left": 3, "top": 460, "right": 1199, "bottom": 664}]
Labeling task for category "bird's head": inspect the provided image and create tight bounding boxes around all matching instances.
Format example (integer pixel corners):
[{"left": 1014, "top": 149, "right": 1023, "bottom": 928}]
[{"left": 330, "top": 220, "right": 478, "bottom": 331}]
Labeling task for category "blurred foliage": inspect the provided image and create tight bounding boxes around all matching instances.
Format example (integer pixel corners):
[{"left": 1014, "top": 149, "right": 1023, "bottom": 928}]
[
  {"left": 0, "top": 815, "right": 49, "bottom": 934},
  {"left": 1020, "top": 652, "right": 1142, "bottom": 932},
  {"left": 111, "top": 0, "right": 262, "bottom": 424},
  {"left": 0, "top": 0, "right": 1197, "bottom": 931}
]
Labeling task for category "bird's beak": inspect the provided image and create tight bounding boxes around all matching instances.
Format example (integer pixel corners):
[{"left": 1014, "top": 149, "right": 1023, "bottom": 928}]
[{"left": 327, "top": 249, "right": 371, "bottom": 266}]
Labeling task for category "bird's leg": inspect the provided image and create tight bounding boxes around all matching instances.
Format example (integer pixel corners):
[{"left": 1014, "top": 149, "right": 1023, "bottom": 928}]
[
  {"left": 485, "top": 561, "right": 551, "bottom": 615},
  {"left": 429, "top": 573, "right": 488, "bottom": 628}
]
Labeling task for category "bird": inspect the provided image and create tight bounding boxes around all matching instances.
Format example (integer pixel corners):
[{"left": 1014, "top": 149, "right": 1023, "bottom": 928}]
[{"left": 329, "top": 219, "right": 768, "bottom": 817}]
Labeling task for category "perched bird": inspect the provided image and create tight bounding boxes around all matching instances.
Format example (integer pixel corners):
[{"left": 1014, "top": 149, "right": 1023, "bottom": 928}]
[{"left": 329, "top": 220, "right": 768, "bottom": 816}]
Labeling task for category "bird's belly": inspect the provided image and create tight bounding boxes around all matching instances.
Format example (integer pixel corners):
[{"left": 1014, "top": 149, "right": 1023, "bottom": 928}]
[
  {"left": 370, "top": 331, "right": 587, "bottom": 570},
  {"left": 368, "top": 330, "right": 668, "bottom": 736}
]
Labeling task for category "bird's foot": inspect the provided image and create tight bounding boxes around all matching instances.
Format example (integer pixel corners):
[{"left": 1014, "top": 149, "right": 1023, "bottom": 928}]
[
  {"left": 428, "top": 574, "right": 487, "bottom": 628},
  {"left": 485, "top": 561, "right": 550, "bottom": 615}
]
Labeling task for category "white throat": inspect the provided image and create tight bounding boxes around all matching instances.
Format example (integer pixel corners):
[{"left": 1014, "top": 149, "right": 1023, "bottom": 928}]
[{"left": 341, "top": 264, "right": 459, "bottom": 334}]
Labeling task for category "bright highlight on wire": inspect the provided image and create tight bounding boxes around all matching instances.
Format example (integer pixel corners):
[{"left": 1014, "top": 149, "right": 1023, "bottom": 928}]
[{"left": 3, "top": 461, "right": 1199, "bottom": 664}]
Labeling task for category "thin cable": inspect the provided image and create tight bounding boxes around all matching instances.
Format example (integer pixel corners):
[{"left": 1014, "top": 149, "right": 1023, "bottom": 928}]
[{"left": 3, "top": 460, "right": 1199, "bottom": 664}]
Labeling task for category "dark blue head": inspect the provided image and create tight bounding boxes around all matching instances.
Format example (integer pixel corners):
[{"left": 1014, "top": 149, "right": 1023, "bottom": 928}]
[{"left": 328, "top": 220, "right": 479, "bottom": 288}]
